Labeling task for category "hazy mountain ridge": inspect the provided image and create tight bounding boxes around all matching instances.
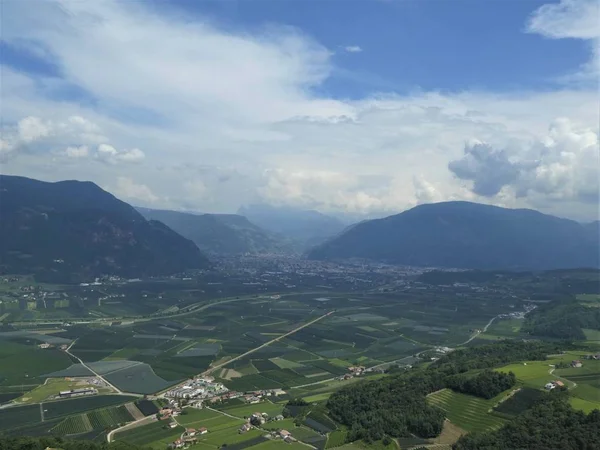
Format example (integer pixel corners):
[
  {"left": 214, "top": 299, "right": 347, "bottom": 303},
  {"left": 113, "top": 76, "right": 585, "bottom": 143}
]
[
  {"left": 237, "top": 204, "right": 346, "bottom": 250},
  {"left": 137, "top": 208, "right": 292, "bottom": 255},
  {"left": 308, "top": 201, "right": 600, "bottom": 270},
  {"left": 0, "top": 175, "right": 210, "bottom": 280}
]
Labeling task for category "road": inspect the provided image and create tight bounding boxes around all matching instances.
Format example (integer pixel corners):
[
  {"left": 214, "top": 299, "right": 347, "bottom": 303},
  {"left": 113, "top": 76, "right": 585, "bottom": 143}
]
[
  {"left": 107, "top": 415, "right": 156, "bottom": 442},
  {"left": 65, "top": 340, "right": 124, "bottom": 394},
  {"left": 460, "top": 314, "right": 501, "bottom": 346},
  {"left": 549, "top": 367, "right": 577, "bottom": 389},
  {"left": 202, "top": 311, "right": 334, "bottom": 376}
]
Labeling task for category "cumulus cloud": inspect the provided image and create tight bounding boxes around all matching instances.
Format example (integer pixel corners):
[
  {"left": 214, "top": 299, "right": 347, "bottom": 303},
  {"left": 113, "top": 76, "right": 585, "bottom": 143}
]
[
  {"left": 448, "top": 141, "right": 523, "bottom": 197},
  {"left": 114, "top": 177, "right": 159, "bottom": 204},
  {"left": 0, "top": 0, "right": 598, "bottom": 220},
  {"left": 18, "top": 116, "right": 52, "bottom": 143},
  {"left": 63, "top": 145, "right": 89, "bottom": 158},
  {"left": 449, "top": 118, "right": 599, "bottom": 204},
  {"left": 413, "top": 176, "right": 444, "bottom": 204},
  {"left": 95, "top": 144, "right": 145, "bottom": 164}
]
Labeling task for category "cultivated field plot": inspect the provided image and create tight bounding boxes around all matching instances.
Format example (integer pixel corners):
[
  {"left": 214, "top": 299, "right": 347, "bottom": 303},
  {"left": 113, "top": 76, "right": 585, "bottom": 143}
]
[
  {"left": 115, "top": 420, "right": 183, "bottom": 449},
  {"left": 115, "top": 414, "right": 264, "bottom": 450},
  {"left": 43, "top": 395, "right": 138, "bottom": 420},
  {"left": 177, "top": 407, "right": 245, "bottom": 431},
  {"left": 104, "top": 364, "right": 177, "bottom": 394},
  {"left": 0, "top": 341, "right": 73, "bottom": 386},
  {"left": 0, "top": 404, "right": 42, "bottom": 431},
  {"left": 217, "top": 400, "right": 285, "bottom": 418},
  {"left": 493, "top": 388, "right": 546, "bottom": 417},
  {"left": 427, "top": 389, "right": 507, "bottom": 432},
  {"left": 49, "top": 404, "right": 136, "bottom": 436}
]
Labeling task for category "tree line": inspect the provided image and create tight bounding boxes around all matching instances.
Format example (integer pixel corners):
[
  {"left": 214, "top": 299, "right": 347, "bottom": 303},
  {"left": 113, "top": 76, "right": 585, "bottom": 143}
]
[
  {"left": 522, "top": 299, "right": 600, "bottom": 340},
  {"left": 453, "top": 392, "right": 600, "bottom": 450},
  {"left": 327, "top": 341, "right": 556, "bottom": 442}
]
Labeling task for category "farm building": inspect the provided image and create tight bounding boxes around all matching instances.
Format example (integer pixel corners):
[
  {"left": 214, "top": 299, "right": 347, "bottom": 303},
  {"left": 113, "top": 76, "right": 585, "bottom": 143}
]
[
  {"left": 239, "top": 423, "right": 252, "bottom": 433},
  {"left": 198, "top": 427, "right": 207, "bottom": 434},
  {"left": 58, "top": 388, "right": 98, "bottom": 398},
  {"left": 168, "top": 422, "right": 178, "bottom": 429},
  {"left": 545, "top": 380, "right": 566, "bottom": 390},
  {"left": 571, "top": 360, "right": 583, "bottom": 368},
  {"left": 170, "top": 439, "right": 184, "bottom": 449}
]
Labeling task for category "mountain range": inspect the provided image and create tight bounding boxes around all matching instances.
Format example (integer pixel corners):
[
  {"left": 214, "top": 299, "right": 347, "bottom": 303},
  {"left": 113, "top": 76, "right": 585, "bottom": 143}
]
[
  {"left": 237, "top": 204, "right": 347, "bottom": 250},
  {"left": 0, "top": 175, "right": 210, "bottom": 281},
  {"left": 308, "top": 201, "right": 600, "bottom": 270},
  {"left": 137, "top": 208, "right": 291, "bottom": 255}
]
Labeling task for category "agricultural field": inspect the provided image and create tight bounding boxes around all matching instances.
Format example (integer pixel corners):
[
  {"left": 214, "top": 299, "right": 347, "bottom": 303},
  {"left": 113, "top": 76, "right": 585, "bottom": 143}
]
[
  {"left": 426, "top": 389, "right": 508, "bottom": 432},
  {"left": 493, "top": 388, "right": 546, "bottom": 417},
  {"left": 43, "top": 395, "right": 138, "bottom": 420},
  {"left": 0, "top": 404, "right": 42, "bottom": 432},
  {"left": 2, "top": 278, "right": 531, "bottom": 402},
  {"left": 115, "top": 420, "right": 183, "bottom": 449},
  {"left": 48, "top": 404, "right": 134, "bottom": 436}
]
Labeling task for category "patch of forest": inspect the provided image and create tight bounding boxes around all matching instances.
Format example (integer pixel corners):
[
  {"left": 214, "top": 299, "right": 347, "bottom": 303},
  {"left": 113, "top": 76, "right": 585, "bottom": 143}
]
[
  {"left": 453, "top": 393, "right": 600, "bottom": 450},
  {"left": 522, "top": 299, "right": 600, "bottom": 340},
  {"left": 326, "top": 341, "right": 559, "bottom": 442}
]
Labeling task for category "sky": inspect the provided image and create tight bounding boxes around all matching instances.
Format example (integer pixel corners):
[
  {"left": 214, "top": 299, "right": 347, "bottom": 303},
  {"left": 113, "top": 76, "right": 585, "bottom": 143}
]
[{"left": 1, "top": 0, "right": 598, "bottom": 221}]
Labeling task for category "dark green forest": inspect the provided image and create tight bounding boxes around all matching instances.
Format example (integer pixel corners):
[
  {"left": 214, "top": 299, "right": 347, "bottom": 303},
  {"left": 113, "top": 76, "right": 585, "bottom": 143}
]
[
  {"left": 327, "top": 341, "right": 557, "bottom": 442},
  {"left": 453, "top": 394, "right": 600, "bottom": 450},
  {"left": 446, "top": 370, "right": 516, "bottom": 399},
  {"left": 522, "top": 300, "right": 600, "bottom": 340}
]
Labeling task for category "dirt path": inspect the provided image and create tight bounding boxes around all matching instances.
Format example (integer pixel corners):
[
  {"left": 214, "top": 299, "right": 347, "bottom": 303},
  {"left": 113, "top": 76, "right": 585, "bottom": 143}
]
[
  {"left": 549, "top": 367, "right": 577, "bottom": 389},
  {"left": 125, "top": 402, "right": 145, "bottom": 420},
  {"left": 106, "top": 415, "right": 156, "bottom": 442}
]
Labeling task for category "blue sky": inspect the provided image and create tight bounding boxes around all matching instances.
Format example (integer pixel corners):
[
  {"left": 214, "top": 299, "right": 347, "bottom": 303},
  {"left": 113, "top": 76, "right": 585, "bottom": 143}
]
[
  {"left": 148, "top": 0, "right": 590, "bottom": 96},
  {"left": 1, "top": 0, "right": 598, "bottom": 220}
]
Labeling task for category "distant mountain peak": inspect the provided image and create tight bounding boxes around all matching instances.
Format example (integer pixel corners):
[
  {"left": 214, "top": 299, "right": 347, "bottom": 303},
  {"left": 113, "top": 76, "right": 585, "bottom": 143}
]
[
  {"left": 308, "top": 201, "right": 599, "bottom": 270},
  {"left": 137, "top": 207, "right": 292, "bottom": 256},
  {"left": 0, "top": 175, "right": 210, "bottom": 281}
]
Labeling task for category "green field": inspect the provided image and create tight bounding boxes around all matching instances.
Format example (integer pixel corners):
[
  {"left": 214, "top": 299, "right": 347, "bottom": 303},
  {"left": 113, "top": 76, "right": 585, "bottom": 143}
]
[
  {"left": 43, "top": 395, "right": 138, "bottom": 419},
  {"left": 0, "top": 404, "right": 42, "bottom": 431},
  {"left": 426, "top": 389, "right": 507, "bottom": 432},
  {"left": 219, "top": 400, "right": 284, "bottom": 418},
  {"left": 326, "top": 430, "right": 348, "bottom": 448},
  {"left": 50, "top": 414, "right": 93, "bottom": 435},
  {"left": 115, "top": 420, "right": 183, "bottom": 449}
]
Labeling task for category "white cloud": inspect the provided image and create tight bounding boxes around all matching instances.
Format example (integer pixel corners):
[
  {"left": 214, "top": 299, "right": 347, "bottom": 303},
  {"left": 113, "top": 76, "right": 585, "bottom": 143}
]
[
  {"left": 18, "top": 116, "right": 52, "bottom": 143},
  {"left": 95, "top": 144, "right": 145, "bottom": 164},
  {"left": 527, "top": 0, "right": 600, "bottom": 81},
  {"left": 449, "top": 118, "right": 599, "bottom": 205},
  {"left": 527, "top": 0, "right": 599, "bottom": 39},
  {"left": 0, "top": 0, "right": 598, "bottom": 221},
  {"left": 113, "top": 177, "right": 159, "bottom": 204},
  {"left": 63, "top": 145, "right": 89, "bottom": 158},
  {"left": 343, "top": 45, "right": 363, "bottom": 53}
]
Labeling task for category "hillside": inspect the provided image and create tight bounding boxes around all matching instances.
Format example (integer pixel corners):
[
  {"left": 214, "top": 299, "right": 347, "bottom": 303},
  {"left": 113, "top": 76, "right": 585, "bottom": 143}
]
[
  {"left": 137, "top": 208, "right": 291, "bottom": 255},
  {"left": 0, "top": 175, "right": 210, "bottom": 281},
  {"left": 237, "top": 204, "right": 346, "bottom": 249},
  {"left": 308, "top": 201, "right": 600, "bottom": 270}
]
